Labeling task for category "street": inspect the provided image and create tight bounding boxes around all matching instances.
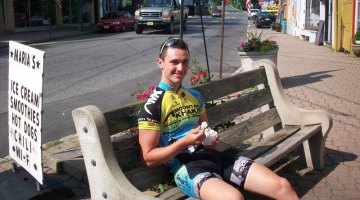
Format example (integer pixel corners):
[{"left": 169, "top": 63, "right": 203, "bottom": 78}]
[{"left": 0, "top": 8, "right": 249, "bottom": 158}]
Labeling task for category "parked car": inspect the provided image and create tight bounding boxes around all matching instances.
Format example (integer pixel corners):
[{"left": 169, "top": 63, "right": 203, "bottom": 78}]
[
  {"left": 212, "top": 10, "right": 221, "bottom": 17},
  {"left": 254, "top": 11, "right": 276, "bottom": 28},
  {"left": 96, "top": 11, "right": 135, "bottom": 32},
  {"left": 249, "top": 9, "right": 261, "bottom": 20}
]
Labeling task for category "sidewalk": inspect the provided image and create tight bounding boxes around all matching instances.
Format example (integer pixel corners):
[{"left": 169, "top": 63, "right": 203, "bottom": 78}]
[
  {"left": 0, "top": 26, "right": 96, "bottom": 49},
  {"left": 1, "top": 27, "right": 360, "bottom": 199}
]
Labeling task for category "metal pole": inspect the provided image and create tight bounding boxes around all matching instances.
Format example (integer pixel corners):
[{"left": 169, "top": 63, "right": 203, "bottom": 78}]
[
  {"left": 36, "top": 181, "right": 42, "bottom": 192},
  {"left": 199, "top": 0, "right": 211, "bottom": 81},
  {"left": 180, "top": 0, "right": 184, "bottom": 39},
  {"left": 219, "top": 0, "right": 225, "bottom": 79},
  {"left": 11, "top": 161, "right": 17, "bottom": 173}
]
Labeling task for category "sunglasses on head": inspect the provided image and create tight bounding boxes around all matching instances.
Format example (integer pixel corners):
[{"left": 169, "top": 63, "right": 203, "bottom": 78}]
[{"left": 159, "top": 38, "right": 188, "bottom": 56}]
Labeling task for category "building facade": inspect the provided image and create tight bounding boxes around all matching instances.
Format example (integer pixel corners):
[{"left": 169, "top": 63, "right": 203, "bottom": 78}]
[
  {"left": 279, "top": 0, "right": 359, "bottom": 54},
  {"left": 0, "top": 0, "right": 134, "bottom": 33}
]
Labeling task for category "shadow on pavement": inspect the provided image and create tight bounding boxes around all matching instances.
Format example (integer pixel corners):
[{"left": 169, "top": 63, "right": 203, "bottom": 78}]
[
  {"left": 0, "top": 165, "right": 76, "bottom": 200},
  {"left": 281, "top": 70, "right": 339, "bottom": 89},
  {"left": 278, "top": 147, "right": 357, "bottom": 198}
]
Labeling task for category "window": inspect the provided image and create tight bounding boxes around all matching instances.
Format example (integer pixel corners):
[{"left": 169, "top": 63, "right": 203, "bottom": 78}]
[
  {"left": 305, "top": 0, "right": 320, "bottom": 30},
  {"left": 13, "top": 0, "right": 54, "bottom": 28}
]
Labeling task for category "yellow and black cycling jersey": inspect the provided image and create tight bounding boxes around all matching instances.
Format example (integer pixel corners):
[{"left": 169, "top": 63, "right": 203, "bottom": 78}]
[{"left": 138, "top": 81, "right": 206, "bottom": 171}]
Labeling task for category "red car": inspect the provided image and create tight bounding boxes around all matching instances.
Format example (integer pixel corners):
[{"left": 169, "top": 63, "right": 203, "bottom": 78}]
[
  {"left": 97, "top": 11, "right": 135, "bottom": 32},
  {"left": 212, "top": 10, "right": 222, "bottom": 18}
]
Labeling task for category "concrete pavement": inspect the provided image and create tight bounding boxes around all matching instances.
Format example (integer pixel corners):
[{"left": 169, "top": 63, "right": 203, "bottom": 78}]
[
  {"left": 1, "top": 26, "right": 360, "bottom": 199},
  {"left": 0, "top": 26, "right": 96, "bottom": 49}
]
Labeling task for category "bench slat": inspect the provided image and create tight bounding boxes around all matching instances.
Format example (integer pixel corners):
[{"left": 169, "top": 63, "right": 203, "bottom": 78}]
[
  {"left": 207, "top": 88, "right": 273, "bottom": 127},
  {"left": 255, "top": 125, "right": 322, "bottom": 167},
  {"left": 239, "top": 125, "right": 301, "bottom": 159},
  {"left": 105, "top": 103, "right": 143, "bottom": 135},
  {"left": 195, "top": 68, "right": 267, "bottom": 102},
  {"left": 157, "top": 187, "right": 194, "bottom": 200},
  {"left": 112, "top": 136, "right": 142, "bottom": 169},
  {"left": 125, "top": 165, "right": 171, "bottom": 191},
  {"left": 218, "top": 108, "right": 282, "bottom": 152}
]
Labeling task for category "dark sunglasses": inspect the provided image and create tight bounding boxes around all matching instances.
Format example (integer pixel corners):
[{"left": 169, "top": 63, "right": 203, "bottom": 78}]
[{"left": 159, "top": 38, "right": 188, "bottom": 56}]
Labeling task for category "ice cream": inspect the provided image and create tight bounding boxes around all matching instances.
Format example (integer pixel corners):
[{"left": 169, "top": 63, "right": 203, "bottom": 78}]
[{"left": 200, "top": 122, "right": 218, "bottom": 145}]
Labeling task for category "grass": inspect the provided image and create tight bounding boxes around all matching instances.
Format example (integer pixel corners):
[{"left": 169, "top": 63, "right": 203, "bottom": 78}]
[{"left": 41, "top": 140, "right": 63, "bottom": 151}]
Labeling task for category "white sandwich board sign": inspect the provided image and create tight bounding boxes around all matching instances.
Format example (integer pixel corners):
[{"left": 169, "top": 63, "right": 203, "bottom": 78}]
[{"left": 8, "top": 41, "right": 45, "bottom": 184}]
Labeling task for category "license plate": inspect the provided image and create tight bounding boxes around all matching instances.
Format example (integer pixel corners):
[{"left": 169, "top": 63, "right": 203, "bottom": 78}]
[
  {"left": 147, "top": 22, "right": 154, "bottom": 26},
  {"left": 104, "top": 25, "right": 109, "bottom": 29},
  {"left": 265, "top": 18, "right": 270, "bottom": 20}
]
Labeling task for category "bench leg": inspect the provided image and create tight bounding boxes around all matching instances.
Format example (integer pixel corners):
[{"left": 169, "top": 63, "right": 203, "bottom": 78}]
[{"left": 302, "top": 131, "right": 324, "bottom": 170}]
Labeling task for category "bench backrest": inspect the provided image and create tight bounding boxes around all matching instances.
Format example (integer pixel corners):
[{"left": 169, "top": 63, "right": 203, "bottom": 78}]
[{"left": 100, "top": 67, "right": 281, "bottom": 191}]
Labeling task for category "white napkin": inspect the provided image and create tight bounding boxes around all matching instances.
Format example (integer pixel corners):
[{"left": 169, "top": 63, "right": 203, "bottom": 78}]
[{"left": 200, "top": 122, "right": 218, "bottom": 145}]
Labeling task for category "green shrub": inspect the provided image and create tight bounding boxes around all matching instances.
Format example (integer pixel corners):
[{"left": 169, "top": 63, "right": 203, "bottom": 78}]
[{"left": 354, "top": 27, "right": 360, "bottom": 41}]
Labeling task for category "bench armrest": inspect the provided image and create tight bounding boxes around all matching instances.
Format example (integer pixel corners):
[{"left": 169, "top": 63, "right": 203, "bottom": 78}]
[
  {"left": 72, "top": 105, "right": 158, "bottom": 200},
  {"left": 253, "top": 60, "right": 332, "bottom": 138},
  {"left": 253, "top": 60, "right": 332, "bottom": 169}
]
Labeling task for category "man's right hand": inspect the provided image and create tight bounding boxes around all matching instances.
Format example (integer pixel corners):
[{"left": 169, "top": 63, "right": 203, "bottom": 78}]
[{"left": 182, "top": 126, "right": 206, "bottom": 146}]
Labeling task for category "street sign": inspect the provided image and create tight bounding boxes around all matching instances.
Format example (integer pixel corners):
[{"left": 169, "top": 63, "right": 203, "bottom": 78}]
[{"left": 8, "top": 41, "right": 45, "bottom": 184}]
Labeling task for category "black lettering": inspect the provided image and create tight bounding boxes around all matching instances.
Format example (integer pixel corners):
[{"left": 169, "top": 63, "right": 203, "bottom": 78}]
[
  {"left": 25, "top": 154, "right": 30, "bottom": 166},
  {"left": 14, "top": 129, "right": 18, "bottom": 142},
  {"left": 32, "top": 55, "right": 36, "bottom": 69},
  {"left": 14, "top": 49, "right": 19, "bottom": 62},
  {"left": 21, "top": 51, "right": 25, "bottom": 65},
  {"left": 11, "top": 113, "right": 21, "bottom": 129},
  {"left": 15, "top": 145, "right": 22, "bottom": 159},
  {"left": 10, "top": 80, "right": 19, "bottom": 95},
  {"left": 21, "top": 86, "right": 40, "bottom": 108},
  {"left": 23, "top": 121, "right": 37, "bottom": 142}
]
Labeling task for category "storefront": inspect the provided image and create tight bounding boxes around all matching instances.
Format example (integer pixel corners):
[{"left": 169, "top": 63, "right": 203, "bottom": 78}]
[
  {"left": 0, "top": 0, "right": 97, "bottom": 32},
  {"left": 61, "top": 0, "right": 91, "bottom": 25},
  {"left": 12, "top": 0, "right": 55, "bottom": 28},
  {"left": 0, "top": 0, "right": 137, "bottom": 32}
]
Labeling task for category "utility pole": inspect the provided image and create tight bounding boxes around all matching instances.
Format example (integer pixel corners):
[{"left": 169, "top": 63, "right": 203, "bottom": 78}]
[
  {"left": 219, "top": 0, "right": 225, "bottom": 79},
  {"left": 180, "top": 0, "right": 184, "bottom": 38}
]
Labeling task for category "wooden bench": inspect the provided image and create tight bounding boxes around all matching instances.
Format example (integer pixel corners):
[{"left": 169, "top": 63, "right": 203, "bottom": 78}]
[{"left": 72, "top": 60, "right": 332, "bottom": 200}]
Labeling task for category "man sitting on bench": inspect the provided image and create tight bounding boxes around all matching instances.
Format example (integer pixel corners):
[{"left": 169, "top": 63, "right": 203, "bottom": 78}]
[{"left": 137, "top": 37, "right": 299, "bottom": 200}]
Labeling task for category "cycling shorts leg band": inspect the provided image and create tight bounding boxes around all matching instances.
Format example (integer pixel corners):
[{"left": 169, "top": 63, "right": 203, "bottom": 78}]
[
  {"left": 174, "top": 165, "right": 222, "bottom": 199},
  {"left": 229, "top": 156, "right": 254, "bottom": 187}
]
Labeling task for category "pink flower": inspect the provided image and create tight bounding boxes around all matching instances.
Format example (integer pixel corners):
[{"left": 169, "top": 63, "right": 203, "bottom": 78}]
[
  {"left": 132, "top": 83, "right": 157, "bottom": 101},
  {"left": 197, "top": 70, "right": 207, "bottom": 78},
  {"left": 136, "top": 93, "right": 144, "bottom": 100},
  {"left": 150, "top": 85, "right": 157, "bottom": 91},
  {"left": 190, "top": 75, "right": 200, "bottom": 83},
  {"left": 239, "top": 42, "right": 246, "bottom": 47}
]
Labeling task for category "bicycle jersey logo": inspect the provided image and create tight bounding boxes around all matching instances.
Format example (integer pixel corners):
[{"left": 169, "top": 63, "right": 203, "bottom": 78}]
[{"left": 144, "top": 90, "right": 163, "bottom": 115}]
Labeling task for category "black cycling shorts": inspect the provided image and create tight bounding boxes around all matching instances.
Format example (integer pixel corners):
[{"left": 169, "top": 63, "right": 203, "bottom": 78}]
[{"left": 174, "top": 148, "right": 254, "bottom": 198}]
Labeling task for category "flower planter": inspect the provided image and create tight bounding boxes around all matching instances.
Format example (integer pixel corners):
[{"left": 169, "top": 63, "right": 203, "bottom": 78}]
[
  {"left": 351, "top": 43, "right": 360, "bottom": 57},
  {"left": 271, "top": 24, "right": 275, "bottom": 30},
  {"left": 238, "top": 48, "right": 278, "bottom": 71},
  {"left": 273, "top": 23, "right": 281, "bottom": 32}
]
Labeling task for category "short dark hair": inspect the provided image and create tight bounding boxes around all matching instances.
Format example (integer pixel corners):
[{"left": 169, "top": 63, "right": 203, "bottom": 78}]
[{"left": 159, "top": 37, "right": 189, "bottom": 59}]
